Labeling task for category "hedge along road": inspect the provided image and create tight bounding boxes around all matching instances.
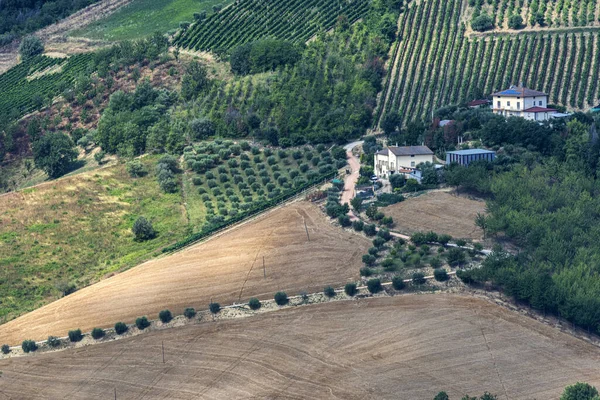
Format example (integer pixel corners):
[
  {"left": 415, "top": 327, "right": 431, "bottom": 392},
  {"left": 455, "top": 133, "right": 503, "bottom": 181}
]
[{"left": 0, "top": 201, "right": 371, "bottom": 345}]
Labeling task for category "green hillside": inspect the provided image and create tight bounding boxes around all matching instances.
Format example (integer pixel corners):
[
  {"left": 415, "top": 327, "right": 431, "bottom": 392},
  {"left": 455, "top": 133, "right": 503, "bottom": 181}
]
[{"left": 378, "top": 0, "right": 600, "bottom": 124}]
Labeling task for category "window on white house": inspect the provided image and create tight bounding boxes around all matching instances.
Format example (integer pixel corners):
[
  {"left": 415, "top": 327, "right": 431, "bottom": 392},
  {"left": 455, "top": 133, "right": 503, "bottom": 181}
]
[
  {"left": 517, "top": 102, "right": 520, "bottom": 109},
  {"left": 411, "top": 161, "right": 415, "bottom": 167},
  {"left": 497, "top": 101, "right": 501, "bottom": 108},
  {"left": 539, "top": 101, "right": 542, "bottom": 106},
  {"left": 507, "top": 101, "right": 511, "bottom": 107}
]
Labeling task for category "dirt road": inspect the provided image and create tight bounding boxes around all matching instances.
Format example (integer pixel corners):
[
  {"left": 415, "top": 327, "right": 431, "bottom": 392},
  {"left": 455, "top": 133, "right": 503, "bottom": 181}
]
[
  {"left": 1, "top": 294, "right": 599, "bottom": 399},
  {"left": 341, "top": 141, "right": 363, "bottom": 206},
  {"left": 0, "top": 201, "right": 370, "bottom": 344}
]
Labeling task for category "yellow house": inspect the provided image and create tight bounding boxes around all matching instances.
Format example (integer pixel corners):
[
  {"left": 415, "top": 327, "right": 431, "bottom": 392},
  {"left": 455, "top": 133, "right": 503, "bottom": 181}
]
[
  {"left": 492, "top": 86, "right": 557, "bottom": 121},
  {"left": 374, "top": 146, "right": 434, "bottom": 177}
]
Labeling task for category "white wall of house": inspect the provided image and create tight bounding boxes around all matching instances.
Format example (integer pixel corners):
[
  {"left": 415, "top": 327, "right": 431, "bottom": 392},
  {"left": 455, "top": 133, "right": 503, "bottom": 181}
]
[
  {"left": 494, "top": 95, "right": 548, "bottom": 112},
  {"left": 374, "top": 153, "right": 434, "bottom": 177}
]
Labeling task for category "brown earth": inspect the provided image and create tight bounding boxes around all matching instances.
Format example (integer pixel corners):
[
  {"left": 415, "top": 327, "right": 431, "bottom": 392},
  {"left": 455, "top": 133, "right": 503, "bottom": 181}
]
[
  {"left": 1, "top": 294, "right": 600, "bottom": 399},
  {"left": 382, "top": 190, "right": 486, "bottom": 240},
  {"left": 0, "top": 201, "right": 370, "bottom": 344}
]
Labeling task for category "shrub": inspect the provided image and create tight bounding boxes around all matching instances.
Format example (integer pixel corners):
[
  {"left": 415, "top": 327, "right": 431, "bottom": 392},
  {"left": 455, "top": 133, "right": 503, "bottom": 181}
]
[
  {"left": 360, "top": 267, "right": 373, "bottom": 277},
  {"left": 159, "top": 309, "right": 173, "bottom": 323},
  {"left": 434, "top": 268, "right": 449, "bottom": 282},
  {"left": 472, "top": 13, "right": 493, "bottom": 31},
  {"left": 457, "top": 269, "right": 475, "bottom": 284},
  {"left": 508, "top": 14, "right": 523, "bottom": 29},
  {"left": 184, "top": 307, "right": 197, "bottom": 319},
  {"left": 22, "top": 340, "right": 38, "bottom": 353},
  {"left": 274, "top": 291, "right": 289, "bottom": 305},
  {"left": 115, "top": 322, "right": 128, "bottom": 335},
  {"left": 446, "top": 248, "right": 466, "bottom": 266},
  {"left": 135, "top": 316, "right": 151, "bottom": 330},
  {"left": 126, "top": 159, "right": 147, "bottom": 177},
  {"left": 209, "top": 302, "right": 221, "bottom": 314},
  {"left": 362, "top": 254, "right": 376, "bottom": 266},
  {"left": 364, "top": 224, "right": 377, "bottom": 236},
  {"left": 91, "top": 328, "right": 105, "bottom": 340},
  {"left": 192, "top": 176, "right": 202, "bottom": 185},
  {"left": 344, "top": 283, "right": 357, "bottom": 296},
  {"left": 411, "top": 232, "right": 428, "bottom": 246},
  {"left": 392, "top": 276, "right": 406, "bottom": 290},
  {"left": 248, "top": 298, "right": 262, "bottom": 310},
  {"left": 437, "top": 234, "right": 452, "bottom": 246},
  {"left": 377, "top": 229, "right": 392, "bottom": 241},
  {"left": 381, "top": 258, "right": 395, "bottom": 271},
  {"left": 456, "top": 239, "right": 467, "bottom": 247},
  {"left": 430, "top": 257, "right": 443, "bottom": 269},
  {"left": 46, "top": 336, "right": 61, "bottom": 348},
  {"left": 1, "top": 344, "right": 10, "bottom": 354},
  {"left": 412, "top": 272, "right": 426, "bottom": 285},
  {"left": 68, "top": 329, "right": 83, "bottom": 342},
  {"left": 368, "top": 247, "right": 379, "bottom": 256},
  {"left": 367, "top": 278, "right": 382, "bottom": 294},
  {"left": 19, "top": 35, "right": 44, "bottom": 60},
  {"left": 352, "top": 220, "right": 364, "bottom": 231},
  {"left": 338, "top": 215, "right": 351, "bottom": 227},
  {"left": 372, "top": 237, "right": 386, "bottom": 248},
  {"left": 132, "top": 216, "right": 156, "bottom": 241},
  {"left": 561, "top": 382, "right": 599, "bottom": 400},
  {"left": 323, "top": 286, "right": 336, "bottom": 298}
]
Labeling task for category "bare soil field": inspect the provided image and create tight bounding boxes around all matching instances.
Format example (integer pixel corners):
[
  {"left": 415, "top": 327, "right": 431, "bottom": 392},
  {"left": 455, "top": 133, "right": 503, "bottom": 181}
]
[
  {"left": 0, "top": 201, "right": 370, "bottom": 344},
  {"left": 1, "top": 294, "right": 599, "bottom": 399},
  {"left": 382, "top": 190, "right": 486, "bottom": 240}
]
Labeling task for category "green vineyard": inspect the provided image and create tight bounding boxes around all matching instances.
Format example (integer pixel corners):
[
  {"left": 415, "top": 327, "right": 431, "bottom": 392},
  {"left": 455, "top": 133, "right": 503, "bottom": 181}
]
[
  {"left": 0, "top": 54, "right": 93, "bottom": 119},
  {"left": 174, "top": 0, "right": 371, "bottom": 51},
  {"left": 378, "top": 0, "right": 600, "bottom": 124},
  {"left": 468, "top": 0, "right": 600, "bottom": 30}
]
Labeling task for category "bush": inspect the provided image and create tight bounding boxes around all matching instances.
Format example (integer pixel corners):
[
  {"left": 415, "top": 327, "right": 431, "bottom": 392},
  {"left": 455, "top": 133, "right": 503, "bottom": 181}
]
[
  {"left": 132, "top": 216, "right": 156, "bottom": 241},
  {"left": 19, "top": 35, "right": 44, "bottom": 60},
  {"left": 345, "top": 282, "right": 357, "bottom": 296},
  {"left": 508, "top": 14, "right": 523, "bottom": 29},
  {"left": 457, "top": 269, "right": 475, "bottom": 284},
  {"left": 430, "top": 257, "right": 443, "bottom": 269},
  {"left": 183, "top": 307, "right": 197, "bottom": 319},
  {"left": 367, "top": 278, "right": 382, "bottom": 294},
  {"left": 360, "top": 267, "right": 373, "bottom": 277},
  {"left": 377, "top": 229, "right": 391, "bottom": 241},
  {"left": 68, "top": 329, "right": 83, "bottom": 342},
  {"left": 372, "top": 237, "right": 386, "bottom": 248},
  {"left": 446, "top": 248, "right": 466, "bottom": 266},
  {"left": 135, "top": 316, "right": 151, "bottom": 330},
  {"left": 1, "top": 344, "right": 10, "bottom": 354},
  {"left": 412, "top": 272, "right": 426, "bottom": 285},
  {"left": 323, "top": 286, "right": 336, "bottom": 298},
  {"left": 434, "top": 268, "right": 449, "bottom": 282},
  {"left": 437, "top": 234, "right": 452, "bottom": 246},
  {"left": 22, "top": 340, "right": 38, "bottom": 353},
  {"left": 192, "top": 176, "right": 202, "bottom": 185},
  {"left": 115, "top": 322, "right": 128, "bottom": 335},
  {"left": 338, "top": 215, "right": 351, "bottom": 227},
  {"left": 159, "top": 309, "right": 173, "bottom": 323},
  {"left": 392, "top": 276, "right": 406, "bottom": 290},
  {"left": 364, "top": 224, "right": 377, "bottom": 236},
  {"left": 472, "top": 13, "right": 493, "bottom": 31},
  {"left": 362, "top": 254, "right": 376, "bottom": 266},
  {"left": 456, "top": 239, "right": 467, "bottom": 247},
  {"left": 561, "top": 382, "right": 599, "bottom": 400},
  {"left": 248, "top": 298, "right": 262, "bottom": 310},
  {"left": 274, "top": 291, "right": 289, "bottom": 305},
  {"left": 209, "top": 302, "right": 221, "bottom": 314},
  {"left": 91, "top": 328, "right": 105, "bottom": 340},
  {"left": 352, "top": 220, "right": 364, "bottom": 231},
  {"left": 126, "top": 159, "right": 147, "bottom": 177}
]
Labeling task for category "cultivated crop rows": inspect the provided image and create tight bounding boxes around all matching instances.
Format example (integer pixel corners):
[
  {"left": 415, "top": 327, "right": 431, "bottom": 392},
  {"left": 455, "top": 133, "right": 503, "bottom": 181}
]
[
  {"left": 379, "top": 0, "right": 600, "bottom": 124},
  {"left": 0, "top": 54, "right": 93, "bottom": 119},
  {"left": 470, "top": 0, "right": 599, "bottom": 29},
  {"left": 174, "top": 0, "right": 371, "bottom": 51}
]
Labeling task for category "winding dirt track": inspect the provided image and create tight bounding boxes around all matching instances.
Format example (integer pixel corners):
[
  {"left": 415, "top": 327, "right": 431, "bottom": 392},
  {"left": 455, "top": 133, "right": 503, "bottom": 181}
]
[
  {"left": 0, "top": 201, "right": 370, "bottom": 344},
  {"left": 1, "top": 294, "right": 599, "bottom": 399}
]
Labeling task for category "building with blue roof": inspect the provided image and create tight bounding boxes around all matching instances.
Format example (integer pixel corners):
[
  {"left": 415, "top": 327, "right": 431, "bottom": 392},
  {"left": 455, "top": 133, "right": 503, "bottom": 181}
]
[
  {"left": 492, "top": 85, "right": 558, "bottom": 121},
  {"left": 446, "top": 149, "right": 495, "bottom": 166}
]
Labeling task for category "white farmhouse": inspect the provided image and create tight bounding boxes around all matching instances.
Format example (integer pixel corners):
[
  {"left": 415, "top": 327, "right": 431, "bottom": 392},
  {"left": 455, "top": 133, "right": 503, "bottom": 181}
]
[
  {"left": 492, "top": 85, "right": 557, "bottom": 121},
  {"left": 374, "top": 145, "right": 434, "bottom": 177}
]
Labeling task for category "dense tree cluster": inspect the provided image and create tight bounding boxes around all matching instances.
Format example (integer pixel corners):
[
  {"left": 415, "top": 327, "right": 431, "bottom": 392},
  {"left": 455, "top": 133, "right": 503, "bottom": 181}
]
[{"left": 230, "top": 40, "right": 301, "bottom": 75}]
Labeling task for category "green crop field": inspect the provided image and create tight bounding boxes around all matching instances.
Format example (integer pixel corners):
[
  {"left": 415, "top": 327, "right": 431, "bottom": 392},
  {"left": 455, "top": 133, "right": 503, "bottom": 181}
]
[
  {"left": 377, "top": 0, "right": 600, "bottom": 124},
  {"left": 70, "top": 0, "right": 228, "bottom": 41},
  {"left": 175, "top": 0, "right": 371, "bottom": 51}
]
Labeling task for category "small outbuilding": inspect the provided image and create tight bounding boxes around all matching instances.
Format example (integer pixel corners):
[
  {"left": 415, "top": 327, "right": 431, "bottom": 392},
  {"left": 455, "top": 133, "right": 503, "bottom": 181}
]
[{"left": 446, "top": 149, "right": 495, "bottom": 166}]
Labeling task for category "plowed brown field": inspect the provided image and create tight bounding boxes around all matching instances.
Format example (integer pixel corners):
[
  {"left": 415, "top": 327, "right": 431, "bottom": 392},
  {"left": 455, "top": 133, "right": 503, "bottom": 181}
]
[
  {"left": 382, "top": 190, "right": 486, "bottom": 240},
  {"left": 1, "top": 295, "right": 599, "bottom": 399},
  {"left": 0, "top": 201, "right": 370, "bottom": 344}
]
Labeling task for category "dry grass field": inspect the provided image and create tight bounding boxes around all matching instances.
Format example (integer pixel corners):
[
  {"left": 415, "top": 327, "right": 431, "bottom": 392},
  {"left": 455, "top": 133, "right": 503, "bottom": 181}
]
[
  {"left": 1, "top": 294, "right": 599, "bottom": 399},
  {"left": 382, "top": 190, "right": 487, "bottom": 240},
  {"left": 0, "top": 201, "right": 370, "bottom": 344}
]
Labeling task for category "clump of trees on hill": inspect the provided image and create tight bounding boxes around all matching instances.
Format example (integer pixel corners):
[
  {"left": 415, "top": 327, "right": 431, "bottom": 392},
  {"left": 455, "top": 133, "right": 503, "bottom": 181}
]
[{"left": 230, "top": 39, "right": 301, "bottom": 75}]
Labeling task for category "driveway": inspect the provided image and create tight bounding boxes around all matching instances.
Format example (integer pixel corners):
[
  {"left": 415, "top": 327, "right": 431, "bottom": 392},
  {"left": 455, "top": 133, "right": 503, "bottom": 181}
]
[{"left": 341, "top": 141, "right": 363, "bottom": 206}]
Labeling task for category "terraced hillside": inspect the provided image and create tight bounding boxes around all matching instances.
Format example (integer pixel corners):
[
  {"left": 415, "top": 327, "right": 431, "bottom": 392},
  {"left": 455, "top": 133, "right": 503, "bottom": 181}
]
[
  {"left": 377, "top": 0, "right": 600, "bottom": 124},
  {"left": 174, "top": 0, "right": 371, "bottom": 51}
]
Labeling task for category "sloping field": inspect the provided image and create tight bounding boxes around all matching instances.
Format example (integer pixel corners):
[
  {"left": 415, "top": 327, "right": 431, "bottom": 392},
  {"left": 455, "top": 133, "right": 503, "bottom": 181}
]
[
  {"left": 378, "top": 0, "right": 600, "bottom": 124},
  {"left": 0, "top": 201, "right": 370, "bottom": 344},
  {"left": 382, "top": 190, "right": 486, "bottom": 240},
  {"left": 1, "top": 295, "right": 599, "bottom": 399}
]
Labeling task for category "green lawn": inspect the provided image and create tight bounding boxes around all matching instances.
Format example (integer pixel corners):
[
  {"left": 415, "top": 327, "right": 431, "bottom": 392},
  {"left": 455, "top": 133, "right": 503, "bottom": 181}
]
[{"left": 70, "top": 0, "right": 229, "bottom": 41}]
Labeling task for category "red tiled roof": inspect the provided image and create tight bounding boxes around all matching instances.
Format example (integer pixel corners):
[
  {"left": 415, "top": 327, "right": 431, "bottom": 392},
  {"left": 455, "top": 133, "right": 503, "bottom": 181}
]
[
  {"left": 523, "top": 106, "right": 557, "bottom": 113},
  {"left": 468, "top": 99, "right": 489, "bottom": 106}
]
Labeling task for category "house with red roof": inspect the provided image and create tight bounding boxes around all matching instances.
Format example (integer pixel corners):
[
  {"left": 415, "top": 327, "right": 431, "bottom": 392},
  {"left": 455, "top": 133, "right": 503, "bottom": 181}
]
[{"left": 492, "top": 85, "right": 558, "bottom": 121}]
